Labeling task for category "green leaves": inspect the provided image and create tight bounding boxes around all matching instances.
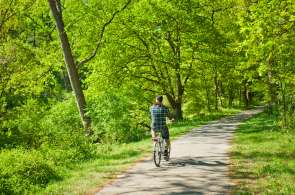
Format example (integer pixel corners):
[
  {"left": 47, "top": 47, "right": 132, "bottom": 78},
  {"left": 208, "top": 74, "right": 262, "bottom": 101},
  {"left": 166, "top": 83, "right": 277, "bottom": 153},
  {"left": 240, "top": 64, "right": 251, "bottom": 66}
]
[
  {"left": 236, "top": 0, "right": 295, "bottom": 125},
  {"left": 87, "top": 89, "right": 147, "bottom": 143}
]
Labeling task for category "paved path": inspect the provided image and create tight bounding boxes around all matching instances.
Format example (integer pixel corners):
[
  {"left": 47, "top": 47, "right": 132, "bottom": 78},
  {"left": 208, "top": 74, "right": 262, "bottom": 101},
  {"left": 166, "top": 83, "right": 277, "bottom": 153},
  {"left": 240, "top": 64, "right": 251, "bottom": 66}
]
[{"left": 96, "top": 109, "right": 262, "bottom": 195}]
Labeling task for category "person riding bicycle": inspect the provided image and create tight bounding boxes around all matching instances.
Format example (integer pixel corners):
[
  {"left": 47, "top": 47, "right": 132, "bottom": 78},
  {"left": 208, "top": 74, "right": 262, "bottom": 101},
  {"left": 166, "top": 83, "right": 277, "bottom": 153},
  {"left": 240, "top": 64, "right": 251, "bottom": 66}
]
[{"left": 150, "top": 95, "right": 172, "bottom": 157}]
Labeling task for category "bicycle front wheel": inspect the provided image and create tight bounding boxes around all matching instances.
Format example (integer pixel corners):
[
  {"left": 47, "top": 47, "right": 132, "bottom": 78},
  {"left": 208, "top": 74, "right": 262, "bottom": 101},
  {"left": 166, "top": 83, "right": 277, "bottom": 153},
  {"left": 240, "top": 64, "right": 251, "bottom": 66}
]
[{"left": 153, "top": 141, "right": 161, "bottom": 167}]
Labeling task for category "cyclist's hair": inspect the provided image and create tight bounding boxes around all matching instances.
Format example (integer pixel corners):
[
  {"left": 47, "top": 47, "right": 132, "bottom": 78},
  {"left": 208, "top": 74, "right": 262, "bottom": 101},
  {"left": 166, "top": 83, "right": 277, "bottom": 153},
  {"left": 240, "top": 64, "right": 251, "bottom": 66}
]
[{"left": 156, "top": 95, "right": 163, "bottom": 102}]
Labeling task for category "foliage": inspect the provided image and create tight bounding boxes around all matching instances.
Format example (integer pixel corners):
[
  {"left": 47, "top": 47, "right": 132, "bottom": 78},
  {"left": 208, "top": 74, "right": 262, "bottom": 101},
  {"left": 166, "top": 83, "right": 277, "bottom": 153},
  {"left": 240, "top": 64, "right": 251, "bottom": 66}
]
[
  {"left": 1, "top": 99, "right": 47, "bottom": 148},
  {"left": 0, "top": 0, "right": 295, "bottom": 193},
  {"left": 87, "top": 89, "right": 148, "bottom": 143},
  {"left": 236, "top": 0, "right": 295, "bottom": 126},
  {"left": 0, "top": 148, "right": 58, "bottom": 194}
]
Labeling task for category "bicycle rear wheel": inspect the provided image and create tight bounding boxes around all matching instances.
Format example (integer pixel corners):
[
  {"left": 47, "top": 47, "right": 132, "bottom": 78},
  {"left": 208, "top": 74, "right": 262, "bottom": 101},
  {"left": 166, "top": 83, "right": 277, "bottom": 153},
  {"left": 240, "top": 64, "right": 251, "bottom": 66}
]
[{"left": 153, "top": 141, "right": 161, "bottom": 167}]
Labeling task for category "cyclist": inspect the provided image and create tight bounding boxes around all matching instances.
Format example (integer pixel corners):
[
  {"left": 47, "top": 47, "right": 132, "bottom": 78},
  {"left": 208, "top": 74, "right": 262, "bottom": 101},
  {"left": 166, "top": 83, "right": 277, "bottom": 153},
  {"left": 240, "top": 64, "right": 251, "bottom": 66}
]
[{"left": 150, "top": 95, "right": 172, "bottom": 157}]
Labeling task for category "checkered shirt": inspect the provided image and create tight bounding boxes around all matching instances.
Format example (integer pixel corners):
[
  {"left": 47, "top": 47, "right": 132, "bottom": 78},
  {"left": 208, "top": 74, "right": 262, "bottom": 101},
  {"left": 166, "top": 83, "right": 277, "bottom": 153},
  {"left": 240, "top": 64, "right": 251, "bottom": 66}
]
[{"left": 150, "top": 104, "right": 169, "bottom": 131}]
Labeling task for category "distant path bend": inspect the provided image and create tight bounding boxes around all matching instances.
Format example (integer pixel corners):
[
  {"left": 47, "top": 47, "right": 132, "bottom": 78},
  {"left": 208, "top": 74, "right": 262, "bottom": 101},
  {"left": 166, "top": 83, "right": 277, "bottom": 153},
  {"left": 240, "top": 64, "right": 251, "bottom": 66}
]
[{"left": 96, "top": 109, "right": 263, "bottom": 195}]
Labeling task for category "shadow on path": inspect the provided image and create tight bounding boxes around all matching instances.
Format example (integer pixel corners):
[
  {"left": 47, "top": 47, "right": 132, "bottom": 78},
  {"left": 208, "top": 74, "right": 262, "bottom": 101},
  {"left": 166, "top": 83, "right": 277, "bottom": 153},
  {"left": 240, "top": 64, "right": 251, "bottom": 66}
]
[{"left": 96, "top": 109, "right": 263, "bottom": 195}]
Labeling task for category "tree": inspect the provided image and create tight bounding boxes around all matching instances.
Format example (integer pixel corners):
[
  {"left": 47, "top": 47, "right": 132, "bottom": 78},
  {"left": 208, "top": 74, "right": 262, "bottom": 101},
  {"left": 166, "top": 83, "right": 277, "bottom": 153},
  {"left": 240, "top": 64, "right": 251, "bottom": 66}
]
[
  {"left": 237, "top": 0, "right": 295, "bottom": 126},
  {"left": 48, "top": 0, "right": 131, "bottom": 133},
  {"left": 98, "top": 0, "right": 225, "bottom": 120},
  {"left": 48, "top": 0, "right": 91, "bottom": 132}
]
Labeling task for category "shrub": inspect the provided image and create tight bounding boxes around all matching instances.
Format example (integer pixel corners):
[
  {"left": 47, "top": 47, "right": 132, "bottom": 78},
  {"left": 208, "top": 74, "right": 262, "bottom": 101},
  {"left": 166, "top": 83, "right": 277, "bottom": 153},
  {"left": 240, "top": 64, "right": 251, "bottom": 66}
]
[
  {"left": 0, "top": 99, "right": 46, "bottom": 149},
  {"left": 39, "top": 98, "right": 83, "bottom": 145},
  {"left": 87, "top": 90, "right": 146, "bottom": 143},
  {"left": 0, "top": 148, "right": 59, "bottom": 194},
  {"left": 39, "top": 98, "right": 94, "bottom": 162}
]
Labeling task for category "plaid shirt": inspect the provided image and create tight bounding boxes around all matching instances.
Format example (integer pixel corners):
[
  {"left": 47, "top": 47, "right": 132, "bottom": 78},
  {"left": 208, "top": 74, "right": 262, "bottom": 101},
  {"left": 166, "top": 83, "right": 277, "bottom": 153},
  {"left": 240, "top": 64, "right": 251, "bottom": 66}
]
[{"left": 150, "top": 104, "right": 169, "bottom": 130}]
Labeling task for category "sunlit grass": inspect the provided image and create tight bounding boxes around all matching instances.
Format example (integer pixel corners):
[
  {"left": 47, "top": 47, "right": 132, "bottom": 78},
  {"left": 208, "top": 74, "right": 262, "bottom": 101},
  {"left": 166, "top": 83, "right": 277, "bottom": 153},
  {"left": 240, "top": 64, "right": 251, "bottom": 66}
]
[
  {"left": 42, "top": 141, "right": 152, "bottom": 194},
  {"left": 231, "top": 112, "right": 295, "bottom": 194}
]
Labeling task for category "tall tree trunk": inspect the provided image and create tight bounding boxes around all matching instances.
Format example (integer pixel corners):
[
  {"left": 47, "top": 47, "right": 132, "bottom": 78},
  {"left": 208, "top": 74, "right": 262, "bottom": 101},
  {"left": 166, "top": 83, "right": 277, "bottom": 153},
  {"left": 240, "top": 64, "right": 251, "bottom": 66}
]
[
  {"left": 175, "top": 70, "right": 183, "bottom": 120},
  {"left": 281, "top": 81, "right": 287, "bottom": 127},
  {"left": 205, "top": 82, "right": 211, "bottom": 112},
  {"left": 228, "top": 92, "right": 234, "bottom": 108},
  {"left": 166, "top": 93, "right": 183, "bottom": 121},
  {"left": 267, "top": 52, "right": 276, "bottom": 112},
  {"left": 228, "top": 83, "right": 234, "bottom": 108},
  {"left": 48, "top": 0, "right": 91, "bottom": 133},
  {"left": 214, "top": 73, "right": 218, "bottom": 110},
  {"left": 243, "top": 81, "right": 250, "bottom": 108},
  {"left": 175, "top": 101, "right": 183, "bottom": 120},
  {"left": 239, "top": 85, "right": 242, "bottom": 107},
  {"left": 219, "top": 80, "right": 223, "bottom": 107}
]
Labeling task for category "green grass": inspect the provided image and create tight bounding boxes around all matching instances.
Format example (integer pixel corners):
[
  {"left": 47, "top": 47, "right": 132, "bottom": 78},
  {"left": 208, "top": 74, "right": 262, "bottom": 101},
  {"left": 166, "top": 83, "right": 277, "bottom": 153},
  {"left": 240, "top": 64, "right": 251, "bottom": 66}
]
[
  {"left": 231, "top": 112, "right": 295, "bottom": 194},
  {"left": 38, "top": 108, "right": 240, "bottom": 195}
]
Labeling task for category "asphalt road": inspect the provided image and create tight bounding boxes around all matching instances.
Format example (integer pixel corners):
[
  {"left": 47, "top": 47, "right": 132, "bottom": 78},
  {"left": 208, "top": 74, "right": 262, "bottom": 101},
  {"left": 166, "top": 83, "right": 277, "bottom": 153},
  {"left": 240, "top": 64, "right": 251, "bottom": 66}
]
[{"left": 96, "top": 109, "right": 262, "bottom": 195}]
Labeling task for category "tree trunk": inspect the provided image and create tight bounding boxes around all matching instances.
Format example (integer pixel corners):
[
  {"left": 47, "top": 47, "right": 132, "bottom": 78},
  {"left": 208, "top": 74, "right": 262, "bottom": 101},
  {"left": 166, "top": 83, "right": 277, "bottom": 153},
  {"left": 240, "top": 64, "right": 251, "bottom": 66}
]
[
  {"left": 175, "top": 101, "right": 183, "bottom": 120},
  {"left": 281, "top": 81, "right": 287, "bottom": 127},
  {"left": 267, "top": 53, "right": 276, "bottom": 112},
  {"left": 205, "top": 83, "right": 211, "bottom": 112},
  {"left": 175, "top": 66, "right": 184, "bottom": 120},
  {"left": 228, "top": 83, "right": 234, "bottom": 108},
  {"left": 166, "top": 93, "right": 183, "bottom": 121},
  {"left": 243, "top": 81, "right": 250, "bottom": 108},
  {"left": 214, "top": 73, "right": 218, "bottom": 110},
  {"left": 219, "top": 80, "right": 223, "bottom": 107},
  {"left": 48, "top": 0, "right": 91, "bottom": 134},
  {"left": 239, "top": 85, "right": 243, "bottom": 107},
  {"left": 228, "top": 93, "right": 234, "bottom": 108}
]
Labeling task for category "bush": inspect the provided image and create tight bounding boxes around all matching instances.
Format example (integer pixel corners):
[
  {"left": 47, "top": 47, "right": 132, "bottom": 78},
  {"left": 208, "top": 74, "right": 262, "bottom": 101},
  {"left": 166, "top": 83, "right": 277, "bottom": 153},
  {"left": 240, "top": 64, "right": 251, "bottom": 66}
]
[
  {"left": 39, "top": 98, "right": 94, "bottom": 162},
  {"left": 0, "top": 99, "right": 47, "bottom": 149},
  {"left": 1, "top": 96, "right": 94, "bottom": 160},
  {"left": 39, "top": 98, "right": 82, "bottom": 145},
  {"left": 0, "top": 148, "right": 59, "bottom": 194},
  {"left": 39, "top": 138, "right": 94, "bottom": 165},
  {"left": 87, "top": 90, "right": 146, "bottom": 143}
]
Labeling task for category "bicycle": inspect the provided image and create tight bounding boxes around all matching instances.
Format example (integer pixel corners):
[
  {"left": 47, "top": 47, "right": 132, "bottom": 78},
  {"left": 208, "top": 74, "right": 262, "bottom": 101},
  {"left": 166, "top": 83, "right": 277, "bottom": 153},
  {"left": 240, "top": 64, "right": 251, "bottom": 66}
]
[{"left": 153, "top": 136, "right": 170, "bottom": 167}]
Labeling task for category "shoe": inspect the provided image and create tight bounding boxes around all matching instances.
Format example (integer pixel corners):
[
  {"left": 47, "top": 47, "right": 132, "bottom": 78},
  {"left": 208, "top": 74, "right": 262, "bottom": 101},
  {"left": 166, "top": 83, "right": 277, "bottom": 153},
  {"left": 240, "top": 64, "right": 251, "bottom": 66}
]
[
  {"left": 164, "top": 150, "right": 169, "bottom": 161},
  {"left": 164, "top": 149, "right": 168, "bottom": 156}
]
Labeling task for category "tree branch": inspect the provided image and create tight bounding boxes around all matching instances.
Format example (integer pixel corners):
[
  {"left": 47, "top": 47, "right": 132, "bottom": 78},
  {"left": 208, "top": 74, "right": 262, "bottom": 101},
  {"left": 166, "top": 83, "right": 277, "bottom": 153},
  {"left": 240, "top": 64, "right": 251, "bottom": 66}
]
[
  {"left": 131, "top": 30, "right": 169, "bottom": 89},
  {"left": 0, "top": 0, "right": 35, "bottom": 32},
  {"left": 77, "top": 0, "right": 131, "bottom": 68},
  {"left": 165, "top": 31, "right": 177, "bottom": 55},
  {"left": 163, "top": 64, "right": 175, "bottom": 98},
  {"left": 142, "top": 88, "right": 161, "bottom": 94},
  {"left": 132, "top": 75, "right": 159, "bottom": 84}
]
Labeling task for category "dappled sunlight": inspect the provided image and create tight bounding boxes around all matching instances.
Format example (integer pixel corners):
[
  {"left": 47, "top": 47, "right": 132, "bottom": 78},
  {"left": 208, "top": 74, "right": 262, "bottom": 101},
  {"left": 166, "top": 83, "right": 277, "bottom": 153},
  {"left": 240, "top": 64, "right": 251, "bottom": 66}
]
[{"left": 96, "top": 109, "right": 261, "bottom": 195}]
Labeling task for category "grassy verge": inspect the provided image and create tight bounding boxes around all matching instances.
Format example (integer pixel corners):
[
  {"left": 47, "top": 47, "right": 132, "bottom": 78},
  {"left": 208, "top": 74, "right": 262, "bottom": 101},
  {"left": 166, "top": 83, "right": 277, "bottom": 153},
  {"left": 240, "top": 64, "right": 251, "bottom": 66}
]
[
  {"left": 231, "top": 112, "right": 295, "bottom": 194},
  {"left": 37, "top": 108, "right": 240, "bottom": 194}
]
